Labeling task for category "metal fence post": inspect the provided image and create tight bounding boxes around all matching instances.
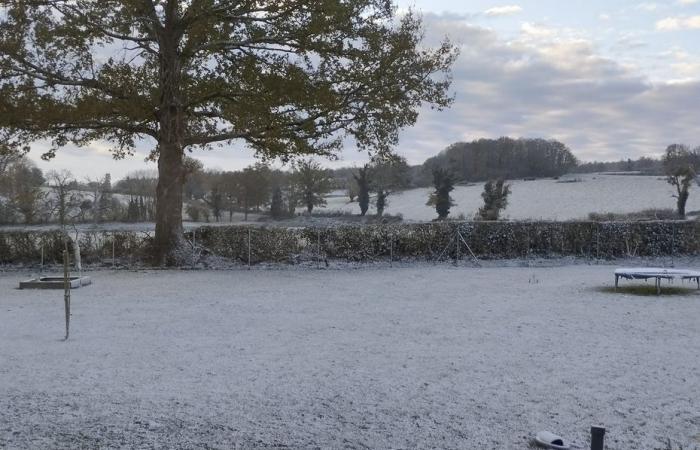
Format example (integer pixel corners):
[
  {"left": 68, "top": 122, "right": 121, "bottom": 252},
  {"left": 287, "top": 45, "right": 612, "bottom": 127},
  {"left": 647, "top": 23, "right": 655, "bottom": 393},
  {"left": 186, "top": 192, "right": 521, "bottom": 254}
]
[
  {"left": 192, "top": 229, "right": 197, "bottom": 269},
  {"left": 63, "top": 247, "right": 71, "bottom": 341},
  {"left": 389, "top": 233, "right": 393, "bottom": 267},
  {"left": 317, "top": 229, "right": 321, "bottom": 269},
  {"left": 248, "top": 228, "right": 252, "bottom": 269}
]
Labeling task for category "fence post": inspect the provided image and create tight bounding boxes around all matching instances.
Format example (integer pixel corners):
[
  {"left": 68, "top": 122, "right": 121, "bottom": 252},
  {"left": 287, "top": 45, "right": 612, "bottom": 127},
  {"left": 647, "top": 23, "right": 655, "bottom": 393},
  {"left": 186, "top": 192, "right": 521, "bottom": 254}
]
[
  {"left": 247, "top": 228, "right": 252, "bottom": 269},
  {"left": 317, "top": 229, "right": 321, "bottom": 269},
  {"left": 40, "top": 244, "right": 44, "bottom": 271},
  {"left": 389, "top": 232, "right": 394, "bottom": 267},
  {"left": 112, "top": 233, "right": 116, "bottom": 269},
  {"left": 63, "top": 247, "right": 71, "bottom": 341},
  {"left": 192, "top": 229, "right": 197, "bottom": 269},
  {"left": 671, "top": 222, "right": 676, "bottom": 266}
]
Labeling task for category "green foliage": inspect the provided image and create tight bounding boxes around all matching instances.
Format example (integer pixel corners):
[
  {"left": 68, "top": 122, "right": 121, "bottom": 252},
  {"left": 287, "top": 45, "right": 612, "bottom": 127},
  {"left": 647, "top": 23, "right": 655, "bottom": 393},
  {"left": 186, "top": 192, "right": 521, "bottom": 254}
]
[
  {"left": 354, "top": 166, "right": 370, "bottom": 216},
  {"left": 0, "top": 0, "right": 456, "bottom": 261},
  {"left": 0, "top": 1, "right": 456, "bottom": 167},
  {"left": 270, "top": 186, "right": 285, "bottom": 220},
  {"left": 427, "top": 168, "right": 455, "bottom": 220},
  {"left": 422, "top": 138, "right": 578, "bottom": 183},
  {"left": 477, "top": 179, "right": 511, "bottom": 221},
  {"left": 291, "top": 159, "right": 332, "bottom": 213},
  {"left": 663, "top": 144, "right": 700, "bottom": 218},
  {"left": 0, "top": 158, "right": 45, "bottom": 224}
]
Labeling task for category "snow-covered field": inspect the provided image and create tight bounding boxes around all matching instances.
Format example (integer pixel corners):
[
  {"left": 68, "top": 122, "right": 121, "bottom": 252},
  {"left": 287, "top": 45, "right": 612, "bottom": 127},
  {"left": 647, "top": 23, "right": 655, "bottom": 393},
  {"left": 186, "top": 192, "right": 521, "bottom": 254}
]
[
  {"left": 2, "top": 263, "right": 699, "bottom": 449},
  {"left": 320, "top": 174, "right": 700, "bottom": 221}
]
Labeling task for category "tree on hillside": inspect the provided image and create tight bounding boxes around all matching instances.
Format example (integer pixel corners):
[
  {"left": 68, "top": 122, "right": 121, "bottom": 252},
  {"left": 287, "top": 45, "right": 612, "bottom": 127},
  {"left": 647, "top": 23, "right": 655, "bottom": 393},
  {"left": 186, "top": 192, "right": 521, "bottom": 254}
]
[
  {"left": 663, "top": 144, "right": 700, "bottom": 218},
  {"left": 0, "top": 1, "right": 456, "bottom": 264},
  {"left": 291, "top": 160, "right": 332, "bottom": 213},
  {"left": 354, "top": 166, "right": 371, "bottom": 216},
  {"left": 477, "top": 179, "right": 511, "bottom": 221},
  {"left": 422, "top": 138, "right": 578, "bottom": 183},
  {"left": 426, "top": 168, "right": 455, "bottom": 220}
]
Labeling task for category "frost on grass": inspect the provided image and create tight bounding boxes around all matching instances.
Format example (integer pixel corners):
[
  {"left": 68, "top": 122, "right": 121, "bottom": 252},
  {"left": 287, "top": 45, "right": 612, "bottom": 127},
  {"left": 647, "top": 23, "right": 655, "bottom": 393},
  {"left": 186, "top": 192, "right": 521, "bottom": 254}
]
[{"left": 1, "top": 264, "right": 699, "bottom": 449}]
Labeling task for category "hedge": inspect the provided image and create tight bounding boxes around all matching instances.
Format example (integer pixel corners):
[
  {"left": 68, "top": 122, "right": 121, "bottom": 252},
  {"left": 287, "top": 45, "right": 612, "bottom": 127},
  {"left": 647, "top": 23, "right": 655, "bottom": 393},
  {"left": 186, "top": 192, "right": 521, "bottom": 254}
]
[{"left": 1, "top": 221, "right": 697, "bottom": 266}]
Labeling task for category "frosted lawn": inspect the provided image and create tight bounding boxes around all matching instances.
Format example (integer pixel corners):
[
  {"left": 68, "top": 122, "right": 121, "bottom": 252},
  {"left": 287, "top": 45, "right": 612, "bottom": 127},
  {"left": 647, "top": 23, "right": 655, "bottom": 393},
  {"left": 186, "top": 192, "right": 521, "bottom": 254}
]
[{"left": 1, "top": 264, "right": 699, "bottom": 449}]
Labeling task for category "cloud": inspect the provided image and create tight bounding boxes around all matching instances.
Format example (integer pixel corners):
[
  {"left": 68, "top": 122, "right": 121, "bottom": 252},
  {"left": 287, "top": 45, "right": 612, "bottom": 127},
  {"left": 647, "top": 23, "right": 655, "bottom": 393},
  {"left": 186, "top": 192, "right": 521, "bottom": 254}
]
[
  {"left": 677, "top": 0, "right": 698, "bottom": 5},
  {"left": 483, "top": 5, "right": 523, "bottom": 17},
  {"left": 26, "top": 10, "right": 700, "bottom": 176},
  {"left": 520, "top": 22, "right": 556, "bottom": 38},
  {"left": 391, "top": 14, "right": 700, "bottom": 164},
  {"left": 636, "top": 3, "right": 659, "bottom": 11},
  {"left": 656, "top": 15, "right": 700, "bottom": 30}
]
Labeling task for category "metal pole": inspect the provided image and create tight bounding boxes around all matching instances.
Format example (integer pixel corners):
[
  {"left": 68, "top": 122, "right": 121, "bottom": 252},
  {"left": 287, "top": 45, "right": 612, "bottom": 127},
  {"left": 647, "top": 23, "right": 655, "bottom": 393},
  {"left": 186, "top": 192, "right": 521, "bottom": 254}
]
[
  {"left": 112, "top": 234, "right": 116, "bottom": 269},
  {"left": 192, "top": 229, "right": 197, "bottom": 269},
  {"left": 389, "top": 234, "right": 393, "bottom": 267},
  {"left": 63, "top": 248, "right": 71, "bottom": 341},
  {"left": 317, "top": 229, "right": 321, "bottom": 269},
  {"left": 247, "top": 228, "right": 252, "bottom": 269},
  {"left": 671, "top": 222, "right": 676, "bottom": 267},
  {"left": 590, "top": 426, "right": 605, "bottom": 450},
  {"left": 40, "top": 244, "right": 44, "bottom": 271}
]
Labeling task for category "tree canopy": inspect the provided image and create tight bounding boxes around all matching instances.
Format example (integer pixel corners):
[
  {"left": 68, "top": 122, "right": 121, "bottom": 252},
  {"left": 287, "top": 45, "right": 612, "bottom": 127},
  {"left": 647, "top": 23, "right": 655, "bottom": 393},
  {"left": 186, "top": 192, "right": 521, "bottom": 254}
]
[{"left": 0, "top": 0, "right": 457, "bottom": 263}]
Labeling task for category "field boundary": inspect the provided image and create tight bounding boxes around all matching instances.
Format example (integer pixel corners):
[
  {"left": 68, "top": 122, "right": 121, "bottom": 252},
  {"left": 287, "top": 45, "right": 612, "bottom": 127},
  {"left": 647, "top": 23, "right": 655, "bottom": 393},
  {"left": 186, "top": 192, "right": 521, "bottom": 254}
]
[{"left": 1, "top": 220, "right": 698, "bottom": 266}]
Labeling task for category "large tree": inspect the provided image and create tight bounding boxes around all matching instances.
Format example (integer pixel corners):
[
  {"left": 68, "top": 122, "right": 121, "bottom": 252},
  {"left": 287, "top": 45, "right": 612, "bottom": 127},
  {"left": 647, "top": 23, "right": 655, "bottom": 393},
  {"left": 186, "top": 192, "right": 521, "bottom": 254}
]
[
  {"left": 0, "top": 1, "right": 456, "bottom": 264},
  {"left": 663, "top": 144, "right": 699, "bottom": 218}
]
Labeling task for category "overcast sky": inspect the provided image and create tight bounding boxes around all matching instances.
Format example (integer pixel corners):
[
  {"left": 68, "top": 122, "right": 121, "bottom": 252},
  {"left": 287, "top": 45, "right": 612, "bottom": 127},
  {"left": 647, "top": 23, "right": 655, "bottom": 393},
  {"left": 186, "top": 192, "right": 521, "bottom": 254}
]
[{"left": 28, "top": 1, "right": 700, "bottom": 179}]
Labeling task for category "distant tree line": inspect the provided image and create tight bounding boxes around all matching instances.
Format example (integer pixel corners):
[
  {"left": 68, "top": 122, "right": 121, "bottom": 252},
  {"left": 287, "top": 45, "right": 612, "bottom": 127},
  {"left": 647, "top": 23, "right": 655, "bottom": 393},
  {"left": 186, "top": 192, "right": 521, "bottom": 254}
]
[
  {"left": 0, "top": 155, "right": 123, "bottom": 226},
  {"left": 420, "top": 138, "right": 578, "bottom": 183},
  {"left": 574, "top": 156, "right": 662, "bottom": 175},
  {"left": 6, "top": 137, "right": 695, "bottom": 225}
]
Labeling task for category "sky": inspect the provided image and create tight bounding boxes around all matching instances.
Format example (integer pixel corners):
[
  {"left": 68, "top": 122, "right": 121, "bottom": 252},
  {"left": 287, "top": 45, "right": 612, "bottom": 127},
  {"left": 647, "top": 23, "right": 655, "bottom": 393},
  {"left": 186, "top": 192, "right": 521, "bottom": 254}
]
[{"left": 27, "top": 0, "right": 700, "bottom": 179}]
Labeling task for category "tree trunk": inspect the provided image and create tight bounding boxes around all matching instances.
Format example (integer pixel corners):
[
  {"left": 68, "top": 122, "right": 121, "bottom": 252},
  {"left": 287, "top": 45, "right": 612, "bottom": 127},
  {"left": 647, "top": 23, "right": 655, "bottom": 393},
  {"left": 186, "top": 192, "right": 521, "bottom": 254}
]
[
  {"left": 678, "top": 188, "right": 688, "bottom": 218},
  {"left": 154, "top": 141, "right": 185, "bottom": 265},
  {"left": 153, "top": 9, "right": 186, "bottom": 265}
]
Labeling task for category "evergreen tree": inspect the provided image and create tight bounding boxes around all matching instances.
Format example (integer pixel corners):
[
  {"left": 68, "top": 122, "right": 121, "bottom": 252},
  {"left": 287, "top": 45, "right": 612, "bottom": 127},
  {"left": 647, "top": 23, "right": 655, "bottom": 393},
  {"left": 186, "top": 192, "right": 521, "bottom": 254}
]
[
  {"left": 270, "top": 186, "right": 284, "bottom": 220},
  {"left": 139, "top": 197, "right": 146, "bottom": 221},
  {"left": 354, "top": 166, "right": 370, "bottom": 216},
  {"left": 207, "top": 186, "right": 224, "bottom": 222},
  {"left": 127, "top": 197, "right": 138, "bottom": 222},
  {"left": 477, "top": 179, "right": 511, "bottom": 221},
  {"left": 426, "top": 168, "right": 455, "bottom": 220},
  {"left": 376, "top": 189, "right": 388, "bottom": 217}
]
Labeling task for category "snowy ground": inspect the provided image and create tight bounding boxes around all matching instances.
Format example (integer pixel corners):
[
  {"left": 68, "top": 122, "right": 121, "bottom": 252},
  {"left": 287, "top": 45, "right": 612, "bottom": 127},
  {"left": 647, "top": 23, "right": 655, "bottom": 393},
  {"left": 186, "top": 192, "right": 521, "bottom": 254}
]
[
  {"left": 319, "top": 174, "right": 700, "bottom": 221},
  {"left": 1, "top": 263, "right": 699, "bottom": 449}
]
